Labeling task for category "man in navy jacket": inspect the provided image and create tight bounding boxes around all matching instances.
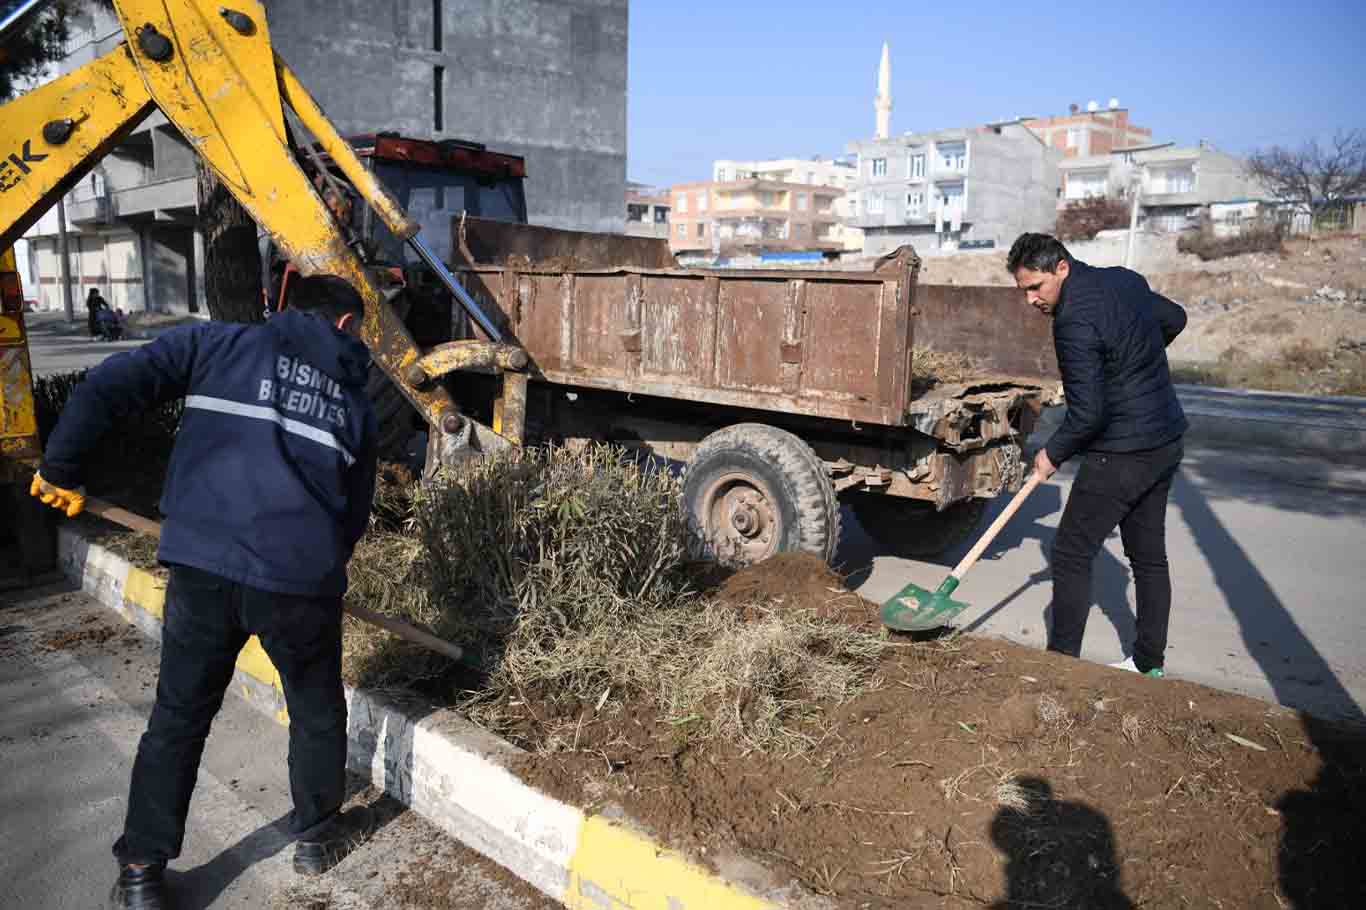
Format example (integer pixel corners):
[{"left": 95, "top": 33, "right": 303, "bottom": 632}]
[
  {"left": 32, "top": 275, "right": 379, "bottom": 909},
  {"left": 1008, "top": 233, "right": 1187, "bottom": 680}
]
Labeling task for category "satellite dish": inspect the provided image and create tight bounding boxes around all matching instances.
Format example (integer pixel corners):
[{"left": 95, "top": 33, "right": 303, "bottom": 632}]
[
  {"left": 1086, "top": 100, "right": 1099, "bottom": 112},
  {"left": 1109, "top": 98, "right": 1120, "bottom": 110}
]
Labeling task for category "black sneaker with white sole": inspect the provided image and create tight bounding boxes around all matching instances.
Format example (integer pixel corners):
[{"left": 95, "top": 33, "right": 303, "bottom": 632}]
[{"left": 293, "top": 805, "right": 377, "bottom": 876}]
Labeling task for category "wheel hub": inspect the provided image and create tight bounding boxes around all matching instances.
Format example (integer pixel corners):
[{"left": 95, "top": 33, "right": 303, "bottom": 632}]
[{"left": 700, "top": 473, "right": 779, "bottom": 564}]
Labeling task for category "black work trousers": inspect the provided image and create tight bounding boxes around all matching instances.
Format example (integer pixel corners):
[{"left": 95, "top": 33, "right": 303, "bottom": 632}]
[
  {"left": 1047, "top": 438, "right": 1183, "bottom": 673},
  {"left": 113, "top": 565, "right": 348, "bottom": 866}
]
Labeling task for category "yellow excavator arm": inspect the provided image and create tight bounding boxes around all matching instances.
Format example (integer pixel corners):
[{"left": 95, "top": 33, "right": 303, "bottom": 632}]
[{"left": 0, "top": 0, "right": 524, "bottom": 464}]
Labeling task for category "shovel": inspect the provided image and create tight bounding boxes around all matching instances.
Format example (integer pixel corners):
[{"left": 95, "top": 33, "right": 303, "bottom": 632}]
[{"left": 880, "top": 471, "right": 1044, "bottom": 632}]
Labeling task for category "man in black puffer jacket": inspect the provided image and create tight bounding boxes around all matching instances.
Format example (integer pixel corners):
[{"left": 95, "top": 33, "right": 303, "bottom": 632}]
[{"left": 1007, "top": 233, "right": 1188, "bottom": 679}]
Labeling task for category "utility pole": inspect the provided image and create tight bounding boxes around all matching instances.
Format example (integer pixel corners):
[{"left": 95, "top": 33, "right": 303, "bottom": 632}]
[
  {"left": 56, "top": 196, "right": 75, "bottom": 323},
  {"left": 1124, "top": 178, "right": 1141, "bottom": 270}
]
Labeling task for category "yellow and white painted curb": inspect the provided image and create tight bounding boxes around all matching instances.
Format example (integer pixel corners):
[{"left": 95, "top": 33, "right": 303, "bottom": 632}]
[{"left": 56, "top": 526, "right": 826, "bottom": 910}]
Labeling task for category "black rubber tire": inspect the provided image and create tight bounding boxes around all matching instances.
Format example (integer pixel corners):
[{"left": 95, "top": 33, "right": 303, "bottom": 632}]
[
  {"left": 682, "top": 423, "right": 840, "bottom": 566},
  {"left": 849, "top": 494, "right": 987, "bottom": 559},
  {"left": 365, "top": 364, "right": 424, "bottom": 464}
]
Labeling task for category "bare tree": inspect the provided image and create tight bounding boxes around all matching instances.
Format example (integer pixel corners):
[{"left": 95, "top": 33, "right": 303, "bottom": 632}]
[{"left": 1248, "top": 130, "right": 1366, "bottom": 233}]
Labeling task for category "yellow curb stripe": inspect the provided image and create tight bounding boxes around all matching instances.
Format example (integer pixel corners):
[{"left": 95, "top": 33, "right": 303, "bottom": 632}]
[
  {"left": 117, "top": 561, "right": 288, "bottom": 723},
  {"left": 122, "top": 567, "right": 166, "bottom": 619},
  {"left": 566, "top": 816, "right": 773, "bottom": 910}
]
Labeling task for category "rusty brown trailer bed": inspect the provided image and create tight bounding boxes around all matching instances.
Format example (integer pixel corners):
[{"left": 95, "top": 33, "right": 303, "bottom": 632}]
[{"left": 441, "top": 217, "right": 1060, "bottom": 563}]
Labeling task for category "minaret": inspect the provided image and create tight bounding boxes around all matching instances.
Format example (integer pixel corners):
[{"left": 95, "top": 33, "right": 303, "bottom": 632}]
[{"left": 874, "top": 42, "right": 892, "bottom": 139}]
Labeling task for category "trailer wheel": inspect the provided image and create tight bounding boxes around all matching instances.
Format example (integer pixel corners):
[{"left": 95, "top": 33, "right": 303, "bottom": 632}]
[
  {"left": 682, "top": 423, "right": 840, "bottom": 566},
  {"left": 850, "top": 495, "right": 986, "bottom": 559}
]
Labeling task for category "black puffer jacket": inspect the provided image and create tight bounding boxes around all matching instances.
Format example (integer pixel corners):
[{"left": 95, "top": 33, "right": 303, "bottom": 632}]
[{"left": 1044, "top": 260, "right": 1188, "bottom": 465}]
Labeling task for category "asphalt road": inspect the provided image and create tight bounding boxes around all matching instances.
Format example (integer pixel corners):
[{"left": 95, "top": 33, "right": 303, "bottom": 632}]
[
  {"left": 24, "top": 311, "right": 155, "bottom": 377},
  {"left": 842, "top": 444, "right": 1366, "bottom": 725},
  {"left": 0, "top": 583, "right": 556, "bottom": 910}
]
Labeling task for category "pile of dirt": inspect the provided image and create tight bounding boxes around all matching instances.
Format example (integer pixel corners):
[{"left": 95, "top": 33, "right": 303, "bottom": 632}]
[
  {"left": 712, "top": 552, "right": 877, "bottom": 628},
  {"left": 514, "top": 568, "right": 1366, "bottom": 909}
]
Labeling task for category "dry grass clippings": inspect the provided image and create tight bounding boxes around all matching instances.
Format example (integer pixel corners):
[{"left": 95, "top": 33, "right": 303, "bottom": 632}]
[{"left": 342, "top": 443, "right": 886, "bottom": 755}]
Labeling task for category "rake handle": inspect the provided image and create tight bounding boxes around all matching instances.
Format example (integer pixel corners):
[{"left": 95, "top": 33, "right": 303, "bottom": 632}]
[
  {"left": 80, "top": 496, "right": 463, "bottom": 662},
  {"left": 948, "top": 471, "right": 1044, "bottom": 582}
]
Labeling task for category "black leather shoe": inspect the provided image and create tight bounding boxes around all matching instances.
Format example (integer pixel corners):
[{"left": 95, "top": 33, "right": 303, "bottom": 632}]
[
  {"left": 293, "top": 805, "right": 376, "bottom": 876},
  {"left": 108, "top": 864, "right": 167, "bottom": 909}
]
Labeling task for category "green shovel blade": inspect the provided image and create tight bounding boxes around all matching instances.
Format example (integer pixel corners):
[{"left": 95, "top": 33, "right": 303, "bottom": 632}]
[{"left": 879, "top": 576, "right": 969, "bottom": 632}]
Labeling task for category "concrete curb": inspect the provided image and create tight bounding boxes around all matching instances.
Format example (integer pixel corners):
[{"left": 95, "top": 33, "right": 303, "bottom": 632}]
[
  {"left": 1032, "top": 386, "right": 1366, "bottom": 459},
  {"left": 55, "top": 527, "right": 822, "bottom": 910}
]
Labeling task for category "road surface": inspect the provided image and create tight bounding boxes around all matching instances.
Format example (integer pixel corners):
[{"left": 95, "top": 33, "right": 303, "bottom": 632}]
[
  {"left": 843, "top": 444, "right": 1366, "bottom": 725},
  {"left": 0, "top": 582, "right": 556, "bottom": 910}
]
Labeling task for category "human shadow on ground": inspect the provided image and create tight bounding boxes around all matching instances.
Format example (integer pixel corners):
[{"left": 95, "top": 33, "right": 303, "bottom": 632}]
[
  {"left": 164, "top": 812, "right": 293, "bottom": 910},
  {"left": 1170, "top": 471, "right": 1366, "bottom": 908},
  {"left": 987, "top": 776, "right": 1133, "bottom": 910}
]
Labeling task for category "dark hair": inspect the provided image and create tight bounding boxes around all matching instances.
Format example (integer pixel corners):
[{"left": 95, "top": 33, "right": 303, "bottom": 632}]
[
  {"left": 287, "top": 275, "right": 365, "bottom": 323},
  {"left": 1006, "top": 233, "right": 1071, "bottom": 274}
]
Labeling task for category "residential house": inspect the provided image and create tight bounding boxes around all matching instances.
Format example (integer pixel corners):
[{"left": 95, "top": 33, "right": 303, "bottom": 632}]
[
  {"left": 1057, "top": 142, "right": 1260, "bottom": 233},
  {"left": 1022, "top": 100, "right": 1153, "bottom": 159},
  {"left": 712, "top": 157, "right": 862, "bottom": 249},
  {"left": 667, "top": 179, "right": 846, "bottom": 260},
  {"left": 846, "top": 122, "right": 1060, "bottom": 256},
  {"left": 625, "top": 182, "right": 671, "bottom": 240}
]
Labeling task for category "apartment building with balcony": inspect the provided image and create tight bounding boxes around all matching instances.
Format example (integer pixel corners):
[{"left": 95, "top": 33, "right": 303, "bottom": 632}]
[
  {"left": 711, "top": 157, "right": 862, "bottom": 250},
  {"left": 1058, "top": 142, "right": 1259, "bottom": 232},
  {"left": 625, "top": 182, "right": 671, "bottom": 240},
  {"left": 667, "top": 179, "right": 847, "bottom": 259},
  {"left": 1022, "top": 100, "right": 1153, "bottom": 159},
  {"left": 845, "top": 122, "right": 1060, "bottom": 257}
]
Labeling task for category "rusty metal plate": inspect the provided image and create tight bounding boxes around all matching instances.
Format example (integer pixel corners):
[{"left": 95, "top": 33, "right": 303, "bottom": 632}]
[
  {"left": 914, "top": 285, "right": 1059, "bottom": 381},
  {"left": 456, "top": 215, "right": 676, "bottom": 270},
  {"left": 716, "top": 278, "right": 788, "bottom": 394},
  {"left": 801, "top": 280, "right": 887, "bottom": 403},
  {"left": 638, "top": 275, "right": 712, "bottom": 384}
]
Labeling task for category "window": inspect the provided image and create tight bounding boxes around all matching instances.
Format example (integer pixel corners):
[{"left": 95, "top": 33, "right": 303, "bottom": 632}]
[
  {"left": 627, "top": 203, "right": 647, "bottom": 222},
  {"left": 716, "top": 167, "right": 730, "bottom": 182},
  {"left": 906, "top": 191, "right": 924, "bottom": 216},
  {"left": 796, "top": 193, "right": 808, "bottom": 211},
  {"left": 937, "top": 143, "right": 966, "bottom": 172},
  {"left": 1066, "top": 128, "right": 1083, "bottom": 149},
  {"left": 432, "top": 0, "right": 443, "bottom": 51},
  {"left": 1064, "top": 171, "right": 1108, "bottom": 200},
  {"left": 696, "top": 223, "right": 706, "bottom": 238},
  {"left": 793, "top": 223, "right": 805, "bottom": 238},
  {"left": 806, "top": 171, "right": 816, "bottom": 183},
  {"left": 911, "top": 153, "right": 925, "bottom": 179},
  {"left": 872, "top": 158, "right": 887, "bottom": 177},
  {"left": 697, "top": 192, "right": 708, "bottom": 212},
  {"left": 675, "top": 194, "right": 687, "bottom": 213},
  {"left": 866, "top": 193, "right": 884, "bottom": 214},
  {"left": 654, "top": 206, "right": 669, "bottom": 224},
  {"left": 676, "top": 223, "right": 686, "bottom": 238}
]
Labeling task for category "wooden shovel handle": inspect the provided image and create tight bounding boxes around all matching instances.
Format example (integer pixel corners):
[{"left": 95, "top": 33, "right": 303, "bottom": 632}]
[
  {"left": 81, "top": 496, "right": 463, "bottom": 662},
  {"left": 949, "top": 471, "right": 1045, "bottom": 581}
]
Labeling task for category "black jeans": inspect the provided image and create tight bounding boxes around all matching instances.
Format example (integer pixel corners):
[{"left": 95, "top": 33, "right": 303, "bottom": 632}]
[
  {"left": 1047, "top": 438, "right": 1183, "bottom": 673},
  {"left": 113, "top": 565, "right": 347, "bottom": 866}
]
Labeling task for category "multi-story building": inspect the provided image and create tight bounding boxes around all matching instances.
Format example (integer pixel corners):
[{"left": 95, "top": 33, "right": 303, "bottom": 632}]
[
  {"left": 711, "top": 158, "right": 861, "bottom": 250},
  {"left": 624, "top": 183, "right": 671, "bottom": 240},
  {"left": 667, "top": 179, "right": 847, "bottom": 259},
  {"left": 846, "top": 122, "right": 1061, "bottom": 256},
  {"left": 1022, "top": 100, "right": 1153, "bottom": 159},
  {"left": 1058, "top": 142, "right": 1259, "bottom": 232},
  {"left": 20, "top": 1, "right": 628, "bottom": 314}
]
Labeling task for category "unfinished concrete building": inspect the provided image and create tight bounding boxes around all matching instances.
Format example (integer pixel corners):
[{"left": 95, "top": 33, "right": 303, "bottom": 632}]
[
  {"left": 20, "top": 1, "right": 627, "bottom": 315},
  {"left": 846, "top": 123, "right": 1060, "bottom": 257}
]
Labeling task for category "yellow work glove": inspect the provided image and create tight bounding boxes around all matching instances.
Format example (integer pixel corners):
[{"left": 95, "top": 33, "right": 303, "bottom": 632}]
[{"left": 30, "top": 472, "right": 86, "bottom": 518}]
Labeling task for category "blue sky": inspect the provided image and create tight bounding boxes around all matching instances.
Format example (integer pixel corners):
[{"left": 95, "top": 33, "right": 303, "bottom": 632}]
[{"left": 626, "top": 0, "right": 1366, "bottom": 187}]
